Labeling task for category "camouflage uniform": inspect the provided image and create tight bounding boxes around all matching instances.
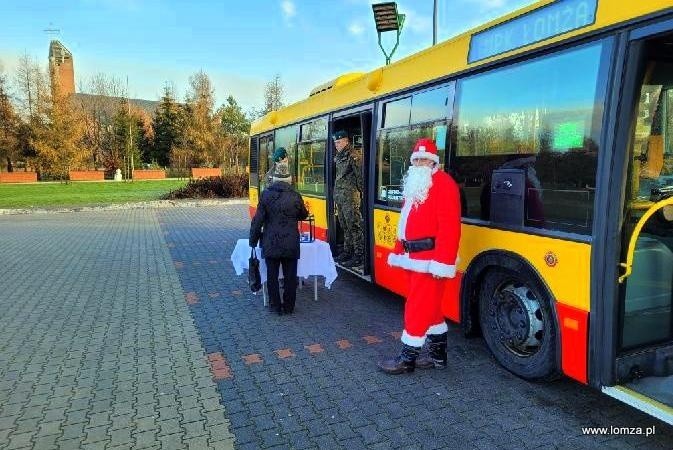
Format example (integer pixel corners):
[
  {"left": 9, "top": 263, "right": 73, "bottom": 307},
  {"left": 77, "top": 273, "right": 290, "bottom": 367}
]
[
  {"left": 264, "top": 164, "right": 275, "bottom": 187},
  {"left": 334, "top": 143, "right": 364, "bottom": 262}
]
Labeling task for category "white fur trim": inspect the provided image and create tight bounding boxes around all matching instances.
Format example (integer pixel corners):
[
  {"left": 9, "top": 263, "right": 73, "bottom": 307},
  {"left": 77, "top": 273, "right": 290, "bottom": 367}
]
[
  {"left": 388, "top": 254, "right": 456, "bottom": 278},
  {"left": 427, "top": 322, "right": 448, "bottom": 335},
  {"left": 387, "top": 253, "right": 431, "bottom": 273},
  {"left": 410, "top": 151, "right": 439, "bottom": 164},
  {"left": 401, "top": 330, "right": 426, "bottom": 347},
  {"left": 428, "top": 260, "right": 456, "bottom": 278},
  {"left": 397, "top": 201, "right": 412, "bottom": 240}
]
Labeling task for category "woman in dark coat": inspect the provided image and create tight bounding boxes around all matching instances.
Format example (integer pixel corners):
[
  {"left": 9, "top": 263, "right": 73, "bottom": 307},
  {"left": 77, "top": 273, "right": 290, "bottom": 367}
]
[{"left": 249, "top": 158, "right": 309, "bottom": 315}]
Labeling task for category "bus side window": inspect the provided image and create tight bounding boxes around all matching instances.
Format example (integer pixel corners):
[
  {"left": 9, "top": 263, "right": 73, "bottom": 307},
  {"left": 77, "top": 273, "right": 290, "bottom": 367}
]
[{"left": 453, "top": 40, "right": 611, "bottom": 234}]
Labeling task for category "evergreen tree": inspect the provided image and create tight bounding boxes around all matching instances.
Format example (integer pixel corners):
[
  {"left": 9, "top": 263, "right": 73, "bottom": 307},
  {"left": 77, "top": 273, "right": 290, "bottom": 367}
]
[
  {"left": 219, "top": 95, "right": 250, "bottom": 136},
  {"left": 135, "top": 114, "right": 154, "bottom": 166},
  {"left": 151, "top": 84, "right": 183, "bottom": 167},
  {"left": 218, "top": 95, "right": 251, "bottom": 172},
  {"left": 109, "top": 99, "right": 142, "bottom": 177}
]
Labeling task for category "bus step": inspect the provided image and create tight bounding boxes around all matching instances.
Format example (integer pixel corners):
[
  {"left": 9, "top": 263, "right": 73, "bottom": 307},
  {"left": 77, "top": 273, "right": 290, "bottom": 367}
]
[{"left": 335, "top": 263, "right": 371, "bottom": 282}]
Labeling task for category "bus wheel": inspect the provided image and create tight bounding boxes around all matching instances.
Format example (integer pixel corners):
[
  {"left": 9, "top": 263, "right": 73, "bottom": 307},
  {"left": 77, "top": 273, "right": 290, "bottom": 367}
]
[{"left": 478, "top": 267, "right": 559, "bottom": 381}]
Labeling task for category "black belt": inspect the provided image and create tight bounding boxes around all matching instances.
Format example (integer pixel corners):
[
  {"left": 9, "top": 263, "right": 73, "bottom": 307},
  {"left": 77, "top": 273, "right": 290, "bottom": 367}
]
[{"left": 402, "top": 238, "right": 435, "bottom": 253}]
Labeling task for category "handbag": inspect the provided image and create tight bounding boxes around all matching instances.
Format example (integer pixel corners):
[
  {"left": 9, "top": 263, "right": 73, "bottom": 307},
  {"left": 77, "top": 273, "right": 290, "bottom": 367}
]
[{"left": 248, "top": 248, "right": 262, "bottom": 293}]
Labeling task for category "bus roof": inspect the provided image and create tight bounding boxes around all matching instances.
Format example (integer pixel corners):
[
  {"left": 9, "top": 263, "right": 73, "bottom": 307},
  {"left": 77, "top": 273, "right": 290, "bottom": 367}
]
[{"left": 251, "top": 0, "right": 672, "bottom": 135}]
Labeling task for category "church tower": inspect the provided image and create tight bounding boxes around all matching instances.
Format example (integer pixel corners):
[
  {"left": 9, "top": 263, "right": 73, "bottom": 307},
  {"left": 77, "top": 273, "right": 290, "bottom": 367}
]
[{"left": 48, "top": 40, "right": 75, "bottom": 95}]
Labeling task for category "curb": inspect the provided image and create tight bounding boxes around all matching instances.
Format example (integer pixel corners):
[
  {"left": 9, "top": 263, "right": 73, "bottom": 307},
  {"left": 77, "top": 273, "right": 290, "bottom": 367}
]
[{"left": 0, "top": 198, "right": 249, "bottom": 215}]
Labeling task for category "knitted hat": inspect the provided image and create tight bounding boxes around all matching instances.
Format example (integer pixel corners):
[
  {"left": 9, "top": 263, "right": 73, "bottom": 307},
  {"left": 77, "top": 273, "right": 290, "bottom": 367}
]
[
  {"left": 410, "top": 138, "right": 439, "bottom": 164},
  {"left": 272, "top": 147, "right": 288, "bottom": 162},
  {"left": 272, "top": 161, "right": 292, "bottom": 183}
]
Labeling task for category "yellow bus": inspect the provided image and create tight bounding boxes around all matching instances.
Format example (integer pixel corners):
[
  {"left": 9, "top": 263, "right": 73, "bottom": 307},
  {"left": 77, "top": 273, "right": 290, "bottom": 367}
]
[{"left": 249, "top": 0, "right": 673, "bottom": 424}]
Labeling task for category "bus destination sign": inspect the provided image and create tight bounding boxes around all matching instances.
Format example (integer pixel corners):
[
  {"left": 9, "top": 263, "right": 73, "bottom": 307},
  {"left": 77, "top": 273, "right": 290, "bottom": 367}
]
[{"left": 468, "top": 0, "right": 598, "bottom": 63}]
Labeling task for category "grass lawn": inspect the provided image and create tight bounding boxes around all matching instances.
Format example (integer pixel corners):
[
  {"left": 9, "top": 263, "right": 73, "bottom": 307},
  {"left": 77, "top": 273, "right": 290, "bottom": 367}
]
[{"left": 0, "top": 179, "right": 189, "bottom": 208}]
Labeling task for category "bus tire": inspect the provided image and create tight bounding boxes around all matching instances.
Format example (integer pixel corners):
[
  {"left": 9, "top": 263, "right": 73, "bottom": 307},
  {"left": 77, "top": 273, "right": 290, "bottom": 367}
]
[{"left": 478, "top": 267, "right": 560, "bottom": 381}]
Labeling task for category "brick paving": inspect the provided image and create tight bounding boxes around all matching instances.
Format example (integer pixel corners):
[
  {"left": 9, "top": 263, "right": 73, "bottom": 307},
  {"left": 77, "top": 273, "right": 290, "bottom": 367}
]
[
  {"left": 0, "top": 210, "right": 233, "bottom": 449},
  {"left": 158, "top": 205, "right": 673, "bottom": 449},
  {"left": 1, "top": 204, "right": 672, "bottom": 449}
]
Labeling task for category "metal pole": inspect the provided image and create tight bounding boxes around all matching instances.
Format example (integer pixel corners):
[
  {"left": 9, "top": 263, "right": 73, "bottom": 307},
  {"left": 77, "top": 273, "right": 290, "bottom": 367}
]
[
  {"left": 433, "top": 0, "right": 438, "bottom": 45},
  {"left": 127, "top": 76, "right": 133, "bottom": 181}
]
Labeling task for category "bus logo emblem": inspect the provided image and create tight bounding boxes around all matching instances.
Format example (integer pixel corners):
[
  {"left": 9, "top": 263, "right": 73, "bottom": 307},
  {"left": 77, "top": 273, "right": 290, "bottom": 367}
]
[{"left": 544, "top": 251, "right": 558, "bottom": 267}]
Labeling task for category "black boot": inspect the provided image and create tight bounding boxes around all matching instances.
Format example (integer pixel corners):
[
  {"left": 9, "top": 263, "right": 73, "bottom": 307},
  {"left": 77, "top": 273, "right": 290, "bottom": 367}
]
[
  {"left": 377, "top": 344, "right": 421, "bottom": 374},
  {"left": 342, "top": 255, "right": 363, "bottom": 268},
  {"left": 415, "top": 333, "right": 447, "bottom": 369},
  {"left": 335, "top": 251, "right": 353, "bottom": 263}
]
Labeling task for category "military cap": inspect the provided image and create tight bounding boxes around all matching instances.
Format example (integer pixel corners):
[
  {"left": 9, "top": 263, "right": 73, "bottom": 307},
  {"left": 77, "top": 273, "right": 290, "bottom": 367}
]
[{"left": 332, "top": 130, "right": 348, "bottom": 141}]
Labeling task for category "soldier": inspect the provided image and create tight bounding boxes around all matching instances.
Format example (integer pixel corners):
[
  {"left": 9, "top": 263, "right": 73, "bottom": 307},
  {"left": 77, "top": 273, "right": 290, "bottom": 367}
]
[{"left": 332, "top": 130, "right": 364, "bottom": 268}]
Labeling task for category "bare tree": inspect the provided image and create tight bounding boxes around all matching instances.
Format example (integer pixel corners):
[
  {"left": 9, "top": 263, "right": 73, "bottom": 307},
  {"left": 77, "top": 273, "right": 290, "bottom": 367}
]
[
  {"left": 263, "top": 74, "right": 284, "bottom": 114},
  {"left": 77, "top": 73, "right": 126, "bottom": 168},
  {"left": 12, "top": 55, "right": 50, "bottom": 173},
  {"left": 0, "top": 67, "right": 20, "bottom": 172},
  {"left": 13, "top": 54, "right": 49, "bottom": 121}
]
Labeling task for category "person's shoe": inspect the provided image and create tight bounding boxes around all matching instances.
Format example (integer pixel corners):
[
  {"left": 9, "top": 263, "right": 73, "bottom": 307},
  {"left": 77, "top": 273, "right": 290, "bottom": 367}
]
[
  {"left": 415, "top": 333, "right": 447, "bottom": 369},
  {"left": 334, "top": 252, "right": 353, "bottom": 263},
  {"left": 377, "top": 344, "right": 421, "bottom": 374},
  {"left": 342, "top": 256, "right": 363, "bottom": 268}
]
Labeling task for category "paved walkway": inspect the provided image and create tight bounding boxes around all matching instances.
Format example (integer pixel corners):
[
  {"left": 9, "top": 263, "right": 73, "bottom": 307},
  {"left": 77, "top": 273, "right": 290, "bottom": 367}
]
[
  {"left": 0, "top": 210, "right": 233, "bottom": 449},
  {"left": 1, "top": 204, "right": 673, "bottom": 449}
]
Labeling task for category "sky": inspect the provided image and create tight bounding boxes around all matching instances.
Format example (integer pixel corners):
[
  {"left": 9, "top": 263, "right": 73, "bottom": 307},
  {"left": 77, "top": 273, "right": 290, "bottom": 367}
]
[{"left": 0, "top": 0, "right": 537, "bottom": 113}]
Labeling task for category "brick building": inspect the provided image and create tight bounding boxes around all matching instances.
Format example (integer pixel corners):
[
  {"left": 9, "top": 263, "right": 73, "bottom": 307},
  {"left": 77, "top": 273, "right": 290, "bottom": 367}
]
[{"left": 48, "top": 40, "right": 75, "bottom": 95}]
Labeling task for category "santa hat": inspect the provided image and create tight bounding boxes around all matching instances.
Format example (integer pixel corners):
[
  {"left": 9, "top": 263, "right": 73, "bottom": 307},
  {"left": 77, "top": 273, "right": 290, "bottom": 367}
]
[{"left": 410, "top": 138, "right": 439, "bottom": 165}]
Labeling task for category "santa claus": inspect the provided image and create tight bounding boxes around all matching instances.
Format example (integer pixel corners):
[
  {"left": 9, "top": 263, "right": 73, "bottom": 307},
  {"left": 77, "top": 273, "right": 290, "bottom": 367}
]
[{"left": 378, "top": 138, "right": 461, "bottom": 374}]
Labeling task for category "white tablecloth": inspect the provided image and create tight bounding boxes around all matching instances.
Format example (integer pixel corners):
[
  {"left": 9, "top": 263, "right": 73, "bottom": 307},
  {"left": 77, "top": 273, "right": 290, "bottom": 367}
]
[{"left": 230, "top": 238, "right": 338, "bottom": 288}]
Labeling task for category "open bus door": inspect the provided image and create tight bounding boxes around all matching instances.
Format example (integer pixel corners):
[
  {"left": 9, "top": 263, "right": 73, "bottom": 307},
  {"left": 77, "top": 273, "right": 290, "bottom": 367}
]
[
  {"left": 328, "top": 107, "right": 373, "bottom": 279},
  {"left": 599, "top": 20, "right": 673, "bottom": 425}
]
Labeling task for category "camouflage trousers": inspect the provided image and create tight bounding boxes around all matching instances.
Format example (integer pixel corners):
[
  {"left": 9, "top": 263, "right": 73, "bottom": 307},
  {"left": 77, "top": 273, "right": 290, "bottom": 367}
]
[{"left": 335, "top": 189, "right": 363, "bottom": 258}]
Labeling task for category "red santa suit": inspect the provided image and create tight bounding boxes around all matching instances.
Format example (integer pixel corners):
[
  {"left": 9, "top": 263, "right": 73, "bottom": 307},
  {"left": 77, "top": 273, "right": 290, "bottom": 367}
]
[{"left": 387, "top": 140, "right": 461, "bottom": 347}]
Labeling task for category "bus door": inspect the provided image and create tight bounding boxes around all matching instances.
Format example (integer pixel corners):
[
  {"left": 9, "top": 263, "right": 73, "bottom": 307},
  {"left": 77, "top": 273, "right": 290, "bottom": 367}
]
[
  {"left": 258, "top": 133, "right": 275, "bottom": 192},
  {"left": 329, "top": 107, "right": 373, "bottom": 278},
  {"left": 603, "top": 23, "right": 673, "bottom": 425}
]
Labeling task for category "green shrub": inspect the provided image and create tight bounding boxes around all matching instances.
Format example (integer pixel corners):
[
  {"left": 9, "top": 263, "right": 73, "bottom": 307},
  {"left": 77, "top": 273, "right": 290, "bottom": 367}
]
[
  {"left": 163, "top": 174, "right": 248, "bottom": 199},
  {"left": 166, "top": 167, "right": 190, "bottom": 179}
]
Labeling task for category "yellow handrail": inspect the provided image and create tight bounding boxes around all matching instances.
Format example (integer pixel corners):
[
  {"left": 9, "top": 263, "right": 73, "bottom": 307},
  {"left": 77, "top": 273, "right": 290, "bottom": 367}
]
[{"left": 618, "top": 196, "right": 673, "bottom": 283}]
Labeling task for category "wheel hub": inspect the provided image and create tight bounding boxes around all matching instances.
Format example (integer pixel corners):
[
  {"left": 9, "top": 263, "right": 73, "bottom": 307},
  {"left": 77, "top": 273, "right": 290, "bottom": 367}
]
[{"left": 489, "top": 283, "right": 544, "bottom": 356}]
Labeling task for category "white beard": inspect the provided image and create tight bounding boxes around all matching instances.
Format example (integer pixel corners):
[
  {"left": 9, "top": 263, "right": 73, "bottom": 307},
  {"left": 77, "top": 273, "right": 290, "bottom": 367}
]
[{"left": 402, "top": 165, "right": 433, "bottom": 205}]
